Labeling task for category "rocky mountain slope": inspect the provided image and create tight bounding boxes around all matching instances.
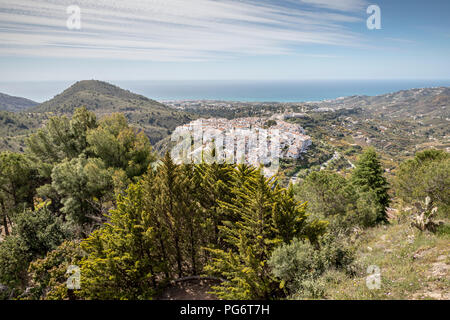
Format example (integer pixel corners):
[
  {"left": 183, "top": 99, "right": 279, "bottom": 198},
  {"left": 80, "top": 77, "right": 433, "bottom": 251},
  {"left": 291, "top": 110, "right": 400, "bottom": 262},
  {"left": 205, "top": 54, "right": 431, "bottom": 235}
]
[
  {"left": 317, "top": 87, "right": 450, "bottom": 119},
  {"left": 0, "top": 92, "right": 38, "bottom": 112}
]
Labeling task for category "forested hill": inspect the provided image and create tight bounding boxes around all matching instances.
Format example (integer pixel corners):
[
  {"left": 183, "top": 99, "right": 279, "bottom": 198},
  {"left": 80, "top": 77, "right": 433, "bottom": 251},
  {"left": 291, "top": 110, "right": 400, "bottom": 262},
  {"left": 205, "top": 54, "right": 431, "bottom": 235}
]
[
  {"left": 0, "top": 92, "right": 38, "bottom": 112},
  {"left": 30, "top": 80, "right": 196, "bottom": 144},
  {"left": 31, "top": 80, "right": 167, "bottom": 114}
]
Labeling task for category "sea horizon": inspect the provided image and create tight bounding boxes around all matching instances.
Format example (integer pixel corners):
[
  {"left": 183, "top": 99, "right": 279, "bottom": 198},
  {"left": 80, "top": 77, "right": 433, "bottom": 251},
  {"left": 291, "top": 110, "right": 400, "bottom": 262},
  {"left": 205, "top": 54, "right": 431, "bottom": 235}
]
[{"left": 1, "top": 79, "right": 449, "bottom": 104}]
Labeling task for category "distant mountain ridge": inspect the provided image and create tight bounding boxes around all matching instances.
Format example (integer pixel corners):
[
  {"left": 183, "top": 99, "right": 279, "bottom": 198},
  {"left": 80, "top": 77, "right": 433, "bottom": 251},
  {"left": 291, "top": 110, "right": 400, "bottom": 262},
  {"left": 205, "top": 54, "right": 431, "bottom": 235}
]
[
  {"left": 316, "top": 86, "right": 450, "bottom": 118},
  {"left": 0, "top": 92, "right": 38, "bottom": 112}
]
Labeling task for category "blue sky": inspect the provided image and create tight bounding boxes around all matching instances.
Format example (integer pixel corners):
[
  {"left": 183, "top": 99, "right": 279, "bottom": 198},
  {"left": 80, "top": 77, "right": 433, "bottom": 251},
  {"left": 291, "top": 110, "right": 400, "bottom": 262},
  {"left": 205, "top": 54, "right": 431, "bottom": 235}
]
[{"left": 0, "top": 0, "right": 449, "bottom": 81}]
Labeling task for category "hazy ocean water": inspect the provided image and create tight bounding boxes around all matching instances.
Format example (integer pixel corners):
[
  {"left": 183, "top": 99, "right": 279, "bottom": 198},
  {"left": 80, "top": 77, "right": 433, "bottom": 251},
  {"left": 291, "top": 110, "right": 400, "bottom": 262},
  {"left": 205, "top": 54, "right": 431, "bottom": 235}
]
[{"left": 1, "top": 79, "right": 449, "bottom": 103}]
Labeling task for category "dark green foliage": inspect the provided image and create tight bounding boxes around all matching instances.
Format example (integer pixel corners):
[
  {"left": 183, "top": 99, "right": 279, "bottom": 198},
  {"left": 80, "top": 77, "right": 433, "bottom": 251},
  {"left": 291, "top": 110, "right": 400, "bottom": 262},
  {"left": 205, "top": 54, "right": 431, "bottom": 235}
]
[
  {"left": 87, "top": 113, "right": 154, "bottom": 177},
  {"left": 28, "top": 241, "right": 85, "bottom": 300},
  {"left": 436, "top": 223, "right": 450, "bottom": 237},
  {"left": 150, "top": 153, "right": 192, "bottom": 278},
  {"left": 396, "top": 149, "right": 449, "bottom": 213},
  {"left": 0, "top": 152, "right": 39, "bottom": 236},
  {"left": 204, "top": 165, "right": 326, "bottom": 300},
  {"left": 0, "top": 236, "right": 31, "bottom": 289},
  {"left": 0, "top": 108, "right": 157, "bottom": 298},
  {"left": 79, "top": 155, "right": 227, "bottom": 299},
  {"left": 0, "top": 206, "right": 67, "bottom": 290},
  {"left": 80, "top": 183, "right": 159, "bottom": 299},
  {"left": 13, "top": 207, "right": 69, "bottom": 257},
  {"left": 351, "top": 148, "right": 390, "bottom": 223},
  {"left": 51, "top": 156, "right": 113, "bottom": 225},
  {"left": 27, "top": 108, "right": 155, "bottom": 226},
  {"left": 193, "top": 162, "right": 235, "bottom": 247},
  {"left": 78, "top": 158, "right": 326, "bottom": 300},
  {"left": 264, "top": 120, "right": 277, "bottom": 128},
  {"left": 295, "top": 170, "right": 380, "bottom": 231},
  {"left": 295, "top": 170, "right": 355, "bottom": 219},
  {"left": 351, "top": 189, "right": 380, "bottom": 228},
  {"left": 27, "top": 107, "right": 98, "bottom": 166}
]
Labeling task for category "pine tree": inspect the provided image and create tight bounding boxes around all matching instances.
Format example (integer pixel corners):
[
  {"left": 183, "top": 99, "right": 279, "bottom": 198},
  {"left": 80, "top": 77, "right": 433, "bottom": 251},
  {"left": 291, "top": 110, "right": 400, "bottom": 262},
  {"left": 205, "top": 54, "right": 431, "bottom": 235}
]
[
  {"left": 205, "top": 167, "right": 276, "bottom": 299},
  {"left": 204, "top": 166, "right": 323, "bottom": 299},
  {"left": 80, "top": 183, "right": 160, "bottom": 299},
  {"left": 179, "top": 163, "right": 205, "bottom": 275},
  {"left": 50, "top": 156, "right": 112, "bottom": 226},
  {"left": 396, "top": 149, "right": 449, "bottom": 208},
  {"left": 27, "top": 107, "right": 98, "bottom": 166},
  {"left": 153, "top": 152, "right": 186, "bottom": 278},
  {"left": 86, "top": 113, "right": 155, "bottom": 178},
  {"left": 0, "top": 152, "right": 38, "bottom": 236},
  {"left": 351, "top": 148, "right": 390, "bottom": 223},
  {"left": 272, "top": 184, "right": 309, "bottom": 244},
  {"left": 194, "top": 162, "right": 234, "bottom": 246},
  {"left": 141, "top": 167, "right": 171, "bottom": 279}
]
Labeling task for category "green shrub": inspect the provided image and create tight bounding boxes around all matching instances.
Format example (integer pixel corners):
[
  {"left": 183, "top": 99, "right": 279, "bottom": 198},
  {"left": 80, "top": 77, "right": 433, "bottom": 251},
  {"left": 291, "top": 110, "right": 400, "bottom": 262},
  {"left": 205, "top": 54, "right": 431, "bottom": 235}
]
[
  {"left": 295, "top": 170, "right": 381, "bottom": 233},
  {"left": 353, "top": 189, "right": 380, "bottom": 228},
  {"left": 0, "top": 206, "right": 68, "bottom": 292},
  {"left": 268, "top": 234, "right": 354, "bottom": 299},
  {"left": 0, "top": 236, "right": 31, "bottom": 289},
  {"left": 27, "top": 241, "right": 85, "bottom": 300},
  {"left": 291, "top": 276, "right": 326, "bottom": 299},
  {"left": 396, "top": 149, "right": 449, "bottom": 209},
  {"left": 436, "top": 223, "right": 450, "bottom": 237}
]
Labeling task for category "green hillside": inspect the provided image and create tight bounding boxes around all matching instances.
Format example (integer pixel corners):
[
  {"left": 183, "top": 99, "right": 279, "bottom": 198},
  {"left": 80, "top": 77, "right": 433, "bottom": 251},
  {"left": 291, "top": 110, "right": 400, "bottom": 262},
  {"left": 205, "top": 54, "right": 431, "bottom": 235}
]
[
  {"left": 31, "top": 80, "right": 165, "bottom": 113},
  {"left": 31, "top": 80, "right": 195, "bottom": 144},
  {"left": 0, "top": 92, "right": 38, "bottom": 112},
  {"left": 0, "top": 111, "right": 47, "bottom": 151}
]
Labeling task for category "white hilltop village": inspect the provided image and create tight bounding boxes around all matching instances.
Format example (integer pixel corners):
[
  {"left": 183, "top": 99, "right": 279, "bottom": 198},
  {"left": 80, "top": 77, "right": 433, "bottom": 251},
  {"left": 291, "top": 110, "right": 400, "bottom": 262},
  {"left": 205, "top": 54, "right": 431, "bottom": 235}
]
[{"left": 171, "top": 117, "right": 312, "bottom": 174}]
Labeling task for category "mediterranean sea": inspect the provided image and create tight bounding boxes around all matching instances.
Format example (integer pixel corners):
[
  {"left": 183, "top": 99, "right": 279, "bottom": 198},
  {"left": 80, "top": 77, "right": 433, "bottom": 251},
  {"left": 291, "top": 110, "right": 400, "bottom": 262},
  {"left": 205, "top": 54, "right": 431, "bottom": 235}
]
[{"left": 1, "top": 79, "right": 449, "bottom": 103}]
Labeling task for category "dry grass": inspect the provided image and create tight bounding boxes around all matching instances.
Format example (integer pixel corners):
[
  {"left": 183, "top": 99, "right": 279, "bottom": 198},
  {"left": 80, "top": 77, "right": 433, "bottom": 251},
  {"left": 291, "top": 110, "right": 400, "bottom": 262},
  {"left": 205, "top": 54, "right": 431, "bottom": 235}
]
[{"left": 322, "top": 215, "right": 449, "bottom": 300}]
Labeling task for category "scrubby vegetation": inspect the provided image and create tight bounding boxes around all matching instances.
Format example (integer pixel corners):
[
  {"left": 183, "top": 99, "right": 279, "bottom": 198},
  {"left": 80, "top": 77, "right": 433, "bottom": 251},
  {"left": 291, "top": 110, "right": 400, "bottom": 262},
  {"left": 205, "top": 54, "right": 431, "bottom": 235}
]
[
  {"left": 0, "top": 106, "right": 448, "bottom": 300},
  {"left": 0, "top": 111, "right": 47, "bottom": 152},
  {"left": 29, "top": 80, "right": 196, "bottom": 144}
]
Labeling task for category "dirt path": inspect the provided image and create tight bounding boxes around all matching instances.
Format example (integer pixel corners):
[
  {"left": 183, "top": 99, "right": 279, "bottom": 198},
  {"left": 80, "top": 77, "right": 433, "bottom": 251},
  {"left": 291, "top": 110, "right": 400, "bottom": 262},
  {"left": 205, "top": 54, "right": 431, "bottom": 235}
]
[{"left": 157, "top": 279, "right": 219, "bottom": 300}]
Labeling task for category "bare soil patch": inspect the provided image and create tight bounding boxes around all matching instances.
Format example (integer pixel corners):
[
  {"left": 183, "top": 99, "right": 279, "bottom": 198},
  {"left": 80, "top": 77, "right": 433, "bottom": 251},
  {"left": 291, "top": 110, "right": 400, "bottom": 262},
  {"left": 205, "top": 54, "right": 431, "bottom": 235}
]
[{"left": 157, "top": 279, "right": 219, "bottom": 300}]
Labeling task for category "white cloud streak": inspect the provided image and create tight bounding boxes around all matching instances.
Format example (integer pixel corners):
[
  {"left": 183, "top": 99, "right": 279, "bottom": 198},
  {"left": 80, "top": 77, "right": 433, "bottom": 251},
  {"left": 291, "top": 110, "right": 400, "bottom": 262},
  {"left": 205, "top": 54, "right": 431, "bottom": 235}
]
[
  {"left": 0, "top": 0, "right": 367, "bottom": 61},
  {"left": 299, "top": 0, "right": 368, "bottom": 12}
]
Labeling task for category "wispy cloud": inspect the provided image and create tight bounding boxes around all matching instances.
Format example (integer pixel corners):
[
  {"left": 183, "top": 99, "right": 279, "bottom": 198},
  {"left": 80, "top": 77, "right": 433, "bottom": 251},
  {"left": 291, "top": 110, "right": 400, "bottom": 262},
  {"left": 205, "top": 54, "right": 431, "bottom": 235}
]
[
  {"left": 0, "top": 0, "right": 368, "bottom": 61},
  {"left": 298, "top": 0, "right": 368, "bottom": 12}
]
